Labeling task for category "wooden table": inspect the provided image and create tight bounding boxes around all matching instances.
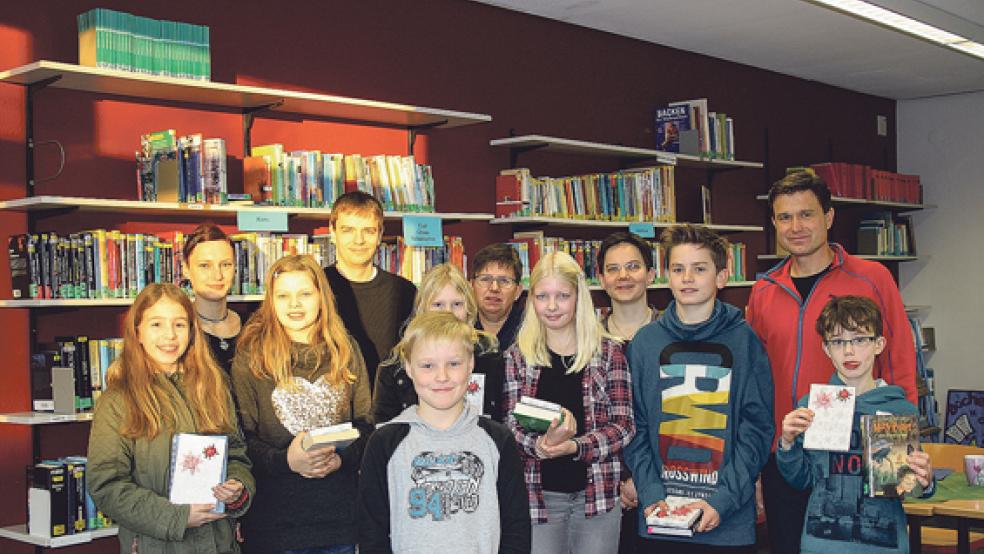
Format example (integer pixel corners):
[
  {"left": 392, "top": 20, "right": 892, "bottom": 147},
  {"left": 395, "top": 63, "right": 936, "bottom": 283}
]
[{"left": 905, "top": 475, "right": 984, "bottom": 554}]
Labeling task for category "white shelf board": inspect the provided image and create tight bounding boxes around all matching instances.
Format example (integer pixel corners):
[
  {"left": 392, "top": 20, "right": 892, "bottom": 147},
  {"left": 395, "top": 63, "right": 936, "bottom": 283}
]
[
  {"left": 758, "top": 254, "right": 917, "bottom": 262},
  {"left": 489, "top": 134, "right": 763, "bottom": 169},
  {"left": 0, "top": 196, "right": 492, "bottom": 222},
  {"left": 0, "top": 524, "right": 117, "bottom": 547},
  {"left": 0, "top": 61, "right": 490, "bottom": 128},
  {"left": 0, "top": 412, "right": 93, "bottom": 424},
  {"left": 490, "top": 215, "right": 762, "bottom": 233},
  {"left": 587, "top": 281, "right": 755, "bottom": 291},
  {"left": 755, "top": 194, "right": 932, "bottom": 211},
  {"left": 0, "top": 294, "right": 264, "bottom": 308}
]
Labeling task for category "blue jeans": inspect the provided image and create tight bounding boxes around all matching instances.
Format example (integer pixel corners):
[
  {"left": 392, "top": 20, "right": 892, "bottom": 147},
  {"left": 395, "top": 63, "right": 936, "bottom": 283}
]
[
  {"left": 533, "top": 490, "right": 622, "bottom": 554},
  {"left": 279, "top": 546, "right": 355, "bottom": 554}
]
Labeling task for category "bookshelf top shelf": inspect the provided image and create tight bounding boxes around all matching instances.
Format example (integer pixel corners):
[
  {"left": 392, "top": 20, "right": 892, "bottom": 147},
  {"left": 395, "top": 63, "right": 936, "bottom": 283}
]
[
  {"left": 0, "top": 411, "right": 93, "bottom": 425},
  {"left": 0, "top": 524, "right": 118, "bottom": 547},
  {"left": 0, "top": 295, "right": 264, "bottom": 308},
  {"left": 489, "top": 135, "right": 763, "bottom": 169},
  {"left": 755, "top": 194, "right": 933, "bottom": 211},
  {"left": 491, "top": 215, "right": 763, "bottom": 233},
  {"left": 0, "top": 61, "right": 491, "bottom": 129},
  {"left": 0, "top": 196, "right": 493, "bottom": 222}
]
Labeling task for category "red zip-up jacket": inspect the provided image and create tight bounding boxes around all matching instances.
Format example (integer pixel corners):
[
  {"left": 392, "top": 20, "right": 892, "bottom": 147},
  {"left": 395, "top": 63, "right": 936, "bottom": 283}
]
[{"left": 747, "top": 243, "right": 917, "bottom": 449}]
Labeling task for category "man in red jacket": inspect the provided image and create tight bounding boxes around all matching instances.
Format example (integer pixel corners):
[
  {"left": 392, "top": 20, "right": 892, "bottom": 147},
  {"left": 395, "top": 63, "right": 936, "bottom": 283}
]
[{"left": 747, "top": 170, "right": 917, "bottom": 554}]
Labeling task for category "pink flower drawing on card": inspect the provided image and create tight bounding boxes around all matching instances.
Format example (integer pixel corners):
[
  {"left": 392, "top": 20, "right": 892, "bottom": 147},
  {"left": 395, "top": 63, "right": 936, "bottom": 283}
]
[
  {"left": 181, "top": 452, "right": 204, "bottom": 474},
  {"left": 814, "top": 390, "right": 834, "bottom": 410}
]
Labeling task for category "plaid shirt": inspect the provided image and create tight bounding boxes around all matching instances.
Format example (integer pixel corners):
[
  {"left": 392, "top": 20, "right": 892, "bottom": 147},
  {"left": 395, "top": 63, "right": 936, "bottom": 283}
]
[{"left": 503, "top": 337, "right": 635, "bottom": 524}]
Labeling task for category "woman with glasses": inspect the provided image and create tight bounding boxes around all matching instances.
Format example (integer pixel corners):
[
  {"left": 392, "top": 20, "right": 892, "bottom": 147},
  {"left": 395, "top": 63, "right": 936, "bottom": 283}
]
[
  {"left": 373, "top": 263, "right": 507, "bottom": 423},
  {"left": 598, "top": 232, "right": 660, "bottom": 341},
  {"left": 470, "top": 244, "right": 526, "bottom": 350}
]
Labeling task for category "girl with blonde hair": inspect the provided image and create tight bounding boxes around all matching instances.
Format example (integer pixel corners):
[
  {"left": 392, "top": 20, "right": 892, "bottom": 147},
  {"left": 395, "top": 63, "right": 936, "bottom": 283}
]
[
  {"left": 87, "top": 283, "right": 254, "bottom": 554},
  {"left": 231, "top": 254, "right": 370, "bottom": 553},
  {"left": 502, "top": 250, "right": 635, "bottom": 553},
  {"left": 373, "top": 263, "right": 506, "bottom": 423}
]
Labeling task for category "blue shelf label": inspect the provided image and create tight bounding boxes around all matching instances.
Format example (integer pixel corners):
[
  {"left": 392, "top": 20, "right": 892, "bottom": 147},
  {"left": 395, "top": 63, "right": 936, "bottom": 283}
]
[
  {"left": 628, "top": 222, "right": 656, "bottom": 238},
  {"left": 238, "top": 210, "right": 289, "bottom": 232},
  {"left": 403, "top": 215, "right": 443, "bottom": 247}
]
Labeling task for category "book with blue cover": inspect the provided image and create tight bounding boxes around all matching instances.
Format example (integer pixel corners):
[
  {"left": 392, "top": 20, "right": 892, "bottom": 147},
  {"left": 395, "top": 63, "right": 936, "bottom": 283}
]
[{"left": 654, "top": 105, "right": 691, "bottom": 153}]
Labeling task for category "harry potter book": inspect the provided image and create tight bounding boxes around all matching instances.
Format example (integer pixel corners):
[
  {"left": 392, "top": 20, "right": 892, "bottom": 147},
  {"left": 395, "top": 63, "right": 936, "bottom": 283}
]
[{"left": 862, "top": 414, "right": 922, "bottom": 498}]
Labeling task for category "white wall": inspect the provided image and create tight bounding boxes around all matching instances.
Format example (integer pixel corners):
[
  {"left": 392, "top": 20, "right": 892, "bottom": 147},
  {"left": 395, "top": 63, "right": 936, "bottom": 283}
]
[{"left": 897, "top": 90, "right": 984, "bottom": 420}]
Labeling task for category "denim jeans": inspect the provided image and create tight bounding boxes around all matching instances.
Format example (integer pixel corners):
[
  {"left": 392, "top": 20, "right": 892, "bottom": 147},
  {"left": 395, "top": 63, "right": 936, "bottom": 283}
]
[{"left": 532, "top": 490, "right": 622, "bottom": 554}]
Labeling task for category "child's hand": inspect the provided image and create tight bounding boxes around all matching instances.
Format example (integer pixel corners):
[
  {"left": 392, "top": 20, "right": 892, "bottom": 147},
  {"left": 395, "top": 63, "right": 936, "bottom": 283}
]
[
  {"left": 620, "top": 478, "right": 639, "bottom": 509},
  {"left": 211, "top": 479, "right": 244, "bottom": 504},
  {"left": 907, "top": 450, "right": 933, "bottom": 488},
  {"left": 780, "top": 408, "right": 814, "bottom": 448},
  {"left": 287, "top": 432, "right": 335, "bottom": 478},
  {"left": 186, "top": 504, "right": 225, "bottom": 528},
  {"left": 542, "top": 408, "right": 577, "bottom": 446},
  {"left": 687, "top": 500, "right": 720, "bottom": 533},
  {"left": 642, "top": 500, "right": 670, "bottom": 518}
]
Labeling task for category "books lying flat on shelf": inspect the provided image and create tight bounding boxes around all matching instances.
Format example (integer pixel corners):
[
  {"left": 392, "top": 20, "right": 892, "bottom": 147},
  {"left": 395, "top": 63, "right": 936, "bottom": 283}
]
[
  {"left": 802, "top": 384, "right": 856, "bottom": 452},
  {"left": 862, "top": 414, "right": 922, "bottom": 498},
  {"left": 645, "top": 495, "right": 703, "bottom": 537},
  {"left": 301, "top": 422, "right": 360, "bottom": 452},
  {"left": 512, "top": 396, "right": 563, "bottom": 433},
  {"left": 168, "top": 433, "right": 228, "bottom": 513}
]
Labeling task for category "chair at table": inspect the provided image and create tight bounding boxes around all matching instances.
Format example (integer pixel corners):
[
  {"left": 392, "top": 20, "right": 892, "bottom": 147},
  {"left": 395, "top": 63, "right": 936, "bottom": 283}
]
[{"left": 918, "top": 443, "right": 984, "bottom": 553}]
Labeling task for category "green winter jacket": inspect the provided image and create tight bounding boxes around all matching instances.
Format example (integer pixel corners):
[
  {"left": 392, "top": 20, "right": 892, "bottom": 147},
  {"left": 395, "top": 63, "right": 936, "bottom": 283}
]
[{"left": 87, "top": 371, "right": 255, "bottom": 554}]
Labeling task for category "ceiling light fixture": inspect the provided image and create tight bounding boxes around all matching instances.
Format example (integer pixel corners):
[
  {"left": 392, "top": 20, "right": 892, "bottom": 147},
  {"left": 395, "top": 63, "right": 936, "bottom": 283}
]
[{"left": 807, "top": 0, "right": 984, "bottom": 61}]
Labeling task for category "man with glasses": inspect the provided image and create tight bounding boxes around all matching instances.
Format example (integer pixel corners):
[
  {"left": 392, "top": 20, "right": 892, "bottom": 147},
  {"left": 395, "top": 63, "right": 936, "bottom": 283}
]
[
  {"left": 470, "top": 244, "right": 525, "bottom": 350},
  {"left": 746, "top": 171, "right": 917, "bottom": 554}
]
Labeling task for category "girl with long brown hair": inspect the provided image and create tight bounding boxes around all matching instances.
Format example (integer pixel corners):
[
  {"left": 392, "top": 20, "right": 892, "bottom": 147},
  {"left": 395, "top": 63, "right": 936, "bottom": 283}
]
[
  {"left": 231, "top": 254, "right": 371, "bottom": 554},
  {"left": 87, "top": 283, "right": 254, "bottom": 554}
]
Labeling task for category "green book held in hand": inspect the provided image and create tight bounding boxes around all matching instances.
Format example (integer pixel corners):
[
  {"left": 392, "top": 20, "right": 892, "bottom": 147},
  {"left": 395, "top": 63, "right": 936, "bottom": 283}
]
[
  {"left": 512, "top": 396, "right": 564, "bottom": 433},
  {"left": 301, "top": 422, "right": 360, "bottom": 452}
]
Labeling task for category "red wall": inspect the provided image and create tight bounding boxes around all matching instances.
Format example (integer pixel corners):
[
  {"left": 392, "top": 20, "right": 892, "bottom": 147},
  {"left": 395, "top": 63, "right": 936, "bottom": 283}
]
[{"left": 0, "top": 1, "right": 896, "bottom": 550}]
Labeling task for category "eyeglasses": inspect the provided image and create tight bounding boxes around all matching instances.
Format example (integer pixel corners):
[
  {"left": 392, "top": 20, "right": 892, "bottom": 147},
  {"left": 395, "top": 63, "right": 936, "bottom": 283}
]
[
  {"left": 825, "top": 336, "right": 878, "bottom": 350},
  {"left": 474, "top": 274, "right": 518, "bottom": 289},
  {"left": 603, "top": 261, "right": 646, "bottom": 275}
]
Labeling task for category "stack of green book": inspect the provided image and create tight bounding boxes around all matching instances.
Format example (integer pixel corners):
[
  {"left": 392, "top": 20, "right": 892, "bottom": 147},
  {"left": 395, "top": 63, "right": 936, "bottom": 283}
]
[{"left": 78, "top": 8, "right": 210, "bottom": 80}]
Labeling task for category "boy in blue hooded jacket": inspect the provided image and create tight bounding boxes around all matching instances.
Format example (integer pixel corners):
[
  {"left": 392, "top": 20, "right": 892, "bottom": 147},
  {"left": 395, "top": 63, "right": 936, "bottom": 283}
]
[
  {"left": 625, "top": 225, "right": 774, "bottom": 553},
  {"left": 778, "top": 295, "right": 934, "bottom": 553}
]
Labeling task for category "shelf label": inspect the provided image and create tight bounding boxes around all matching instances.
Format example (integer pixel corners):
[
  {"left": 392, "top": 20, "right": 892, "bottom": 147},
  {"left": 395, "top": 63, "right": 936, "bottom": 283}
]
[
  {"left": 238, "top": 211, "right": 289, "bottom": 232},
  {"left": 403, "top": 215, "right": 443, "bottom": 247},
  {"left": 628, "top": 222, "right": 656, "bottom": 238}
]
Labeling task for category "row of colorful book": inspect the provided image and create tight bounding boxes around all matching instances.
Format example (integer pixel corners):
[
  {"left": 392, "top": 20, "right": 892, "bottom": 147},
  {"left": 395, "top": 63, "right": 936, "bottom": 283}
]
[
  {"left": 138, "top": 130, "right": 227, "bottom": 204},
  {"left": 78, "top": 8, "right": 210, "bottom": 80},
  {"left": 857, "top": 213, "right": 915, "bottom": 256},
  {"left": 246, "top": 146, "right": 436, "bottom": 211},
  {"left": 654, "top": 98, "right": 735, "bottom": 160},
  {"left": 31, "top": 338, "right": 123, "bottom": 415},
  {"left": 495, "top": 166, "right": 676, "bottom": 222},
  {"left": 807, "top": 163, "right": 922, "bottom": 204},
  {"left": 29, "top": 457, "right": 114, "bottom": 539},
  {"left": 507, "top": 232, "right": 747, "bottom": 285}
]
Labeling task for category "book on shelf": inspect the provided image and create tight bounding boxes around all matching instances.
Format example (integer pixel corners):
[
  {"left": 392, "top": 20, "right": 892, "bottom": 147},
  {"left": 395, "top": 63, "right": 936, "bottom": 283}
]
[
  {"left": 701, "top": 185, "right": 712, "bottom": 224},
  {"left": 862, "top": 414, "right": 922, "bottom": 498},
  {"left": 802, "top": 163, "right": 922, "bottom": 204},
  {"left": 654, "top": 104, "right": 691, "bottom": 153},
  {"left": 857, "top": 212, "right": 914, "bottom": 256},
  {"left": 53, "top": 336, "right": 93, "bottom": 411},
  {"left": 301, "top": 422, "right": 360, "bottom": 452},
  {"left": 30, "top": 350, "right": 62, "bottom": 412},
  {"left": 29, "top": 462, "right": 70, "bottom": 538},
  {"left": 495, "top": 166, "right": 676, "bottom": 223},
  {"left": 668, "top": 98, "right": 710, "bottom": 157},
  {"left": 512, "top": 396, "right": 564, "bottom": 433},
  {"left": 645, "top": 495, "right": 703, "bottom": 537},
  {"left": 168, "top": 433, "right": 229, "bottom": 513}
]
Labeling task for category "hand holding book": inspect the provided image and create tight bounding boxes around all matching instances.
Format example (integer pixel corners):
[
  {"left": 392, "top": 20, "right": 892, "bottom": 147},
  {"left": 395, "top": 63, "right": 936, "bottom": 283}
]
[
  {"left": 535, "top": 407, "right": 578, "bottom": 459},
  {"left": 780, "top": 407, "right": 815, "bottom": 449},
  {"left": 907, "top": 449, "right": 934, "bottom": 490},
  {"left": 287, "top": 431, "right": 337, "bottom": 478}
]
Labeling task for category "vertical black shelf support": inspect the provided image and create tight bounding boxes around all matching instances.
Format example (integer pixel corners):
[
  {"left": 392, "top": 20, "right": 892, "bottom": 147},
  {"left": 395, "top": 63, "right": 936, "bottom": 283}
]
[
  {"left": 241, "top": 101, "right": 283, "bottom": 156},
  {"left": 406, "top": 120, "right": 446, "bottom": 157},
  {"left": 25, "top": 75, "right": 62, "bottom": 198}
]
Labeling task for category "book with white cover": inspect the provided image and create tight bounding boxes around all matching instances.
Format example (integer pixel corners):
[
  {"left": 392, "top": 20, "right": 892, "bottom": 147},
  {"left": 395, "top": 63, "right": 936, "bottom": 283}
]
[
  {"left": 301, "top": 422, "right": 360, "bottom": 452},
  {"left": 645, "top": 495, "right": 703, "bottom": 537},
  {"left": 512, "top": 396, "right": 564, "bottom": 433},
  {"left": 802, "top": 383, "right": 856, "bottom": 452},
  {"left": 168, "top": 433, "right": 228, "bottom": 513}
]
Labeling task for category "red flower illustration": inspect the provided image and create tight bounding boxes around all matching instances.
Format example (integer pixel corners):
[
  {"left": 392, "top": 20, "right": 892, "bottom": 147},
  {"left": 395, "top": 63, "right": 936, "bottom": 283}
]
[
  {"left": 467, "top": 381, "right": 480, "bottom": 393},
  {"left": 203, "top": 444, "right": 219, "bottom": 459},
  {"left": 837, "top": 388, "right": 853, "bottom": 402}
]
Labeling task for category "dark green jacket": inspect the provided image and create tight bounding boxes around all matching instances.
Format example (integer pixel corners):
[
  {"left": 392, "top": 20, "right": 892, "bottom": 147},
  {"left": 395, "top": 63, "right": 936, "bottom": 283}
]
[{"left": 87, "top": 371, "right": 254, "bottom": 554}]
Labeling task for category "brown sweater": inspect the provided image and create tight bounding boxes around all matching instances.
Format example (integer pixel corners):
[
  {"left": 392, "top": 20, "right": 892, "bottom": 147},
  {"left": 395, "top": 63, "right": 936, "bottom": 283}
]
[{"left": 230, "top": 339, "right": 371, "bottom": 552}]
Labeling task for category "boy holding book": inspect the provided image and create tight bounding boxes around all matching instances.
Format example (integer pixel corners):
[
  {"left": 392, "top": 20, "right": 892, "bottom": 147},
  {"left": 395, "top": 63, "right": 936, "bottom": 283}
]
[
  {"left": 358, "top": 312, "right": 531, "bottom": 553},
  {"left": 777, "top": 295, "right": 934, "bottom": 553},
  {"left": 625, "top": 224, "right": 774, "bottom": 553}
]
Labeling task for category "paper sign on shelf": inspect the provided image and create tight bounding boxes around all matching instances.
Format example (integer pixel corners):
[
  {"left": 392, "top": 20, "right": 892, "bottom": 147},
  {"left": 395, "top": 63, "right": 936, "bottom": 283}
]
[
  {"left": 237, "top": 210, "right": 289, "bottom": 232},
  {"left": 403, "top": 215, "right": 443, "bottom": 247},
  {"left": 628, "top": 222, "right": 656, "bottom": 238}
]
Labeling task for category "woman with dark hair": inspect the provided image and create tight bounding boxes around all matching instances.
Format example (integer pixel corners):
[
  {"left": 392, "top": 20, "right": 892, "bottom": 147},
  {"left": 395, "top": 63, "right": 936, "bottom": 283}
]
[
  {"left": 87, "top": 283, "right": 254, "bottom": 553},
  {"left": 183, "top": 222, "right": 241, "bottom": 375}
]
